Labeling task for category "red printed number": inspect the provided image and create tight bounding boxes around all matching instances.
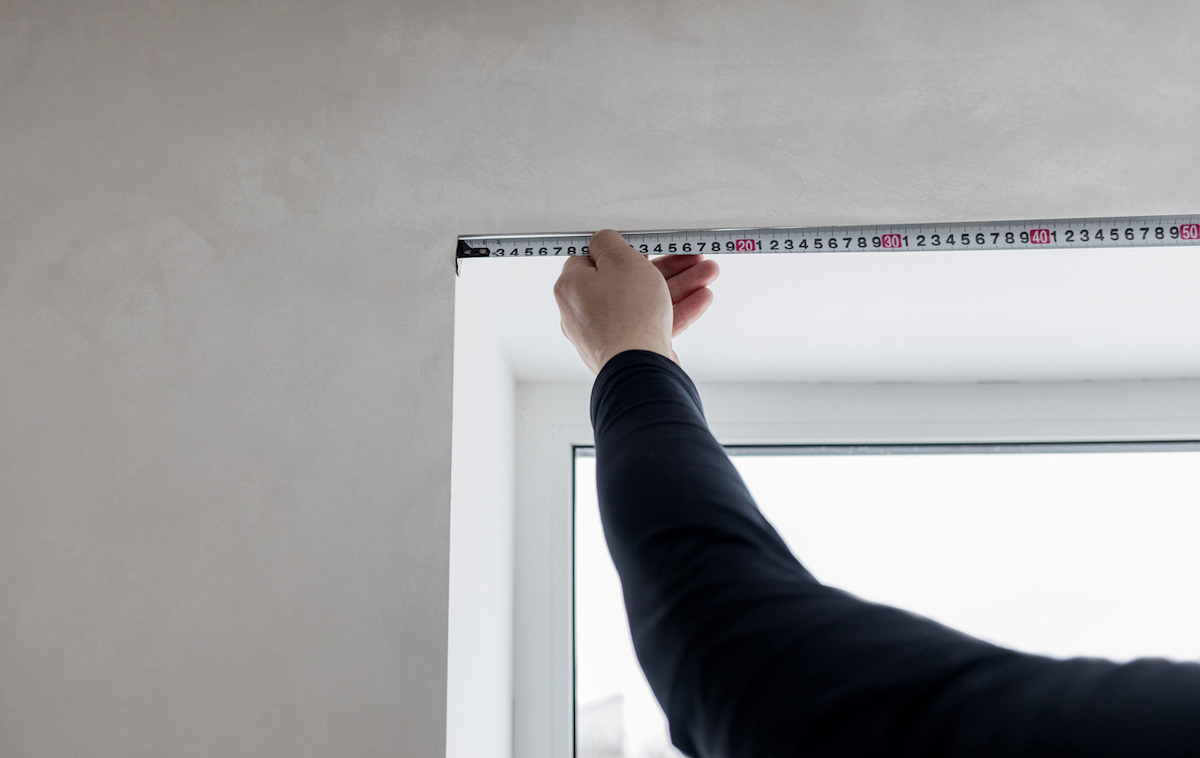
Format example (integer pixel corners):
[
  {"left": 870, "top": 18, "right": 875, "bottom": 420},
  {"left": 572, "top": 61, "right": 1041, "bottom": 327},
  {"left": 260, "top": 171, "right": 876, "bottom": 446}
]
[
  {"left": 881, "top": 234, "right": 902, "bottom": 248},
  {"left": 1181, "top": 224, "right": 1200, "bottom": 241},
  {"left": 1029, "top": 228, "right": 1051, "bottom": 244},
  {"left": 735, "top": 239, "right": 757, "bottom": 251}
]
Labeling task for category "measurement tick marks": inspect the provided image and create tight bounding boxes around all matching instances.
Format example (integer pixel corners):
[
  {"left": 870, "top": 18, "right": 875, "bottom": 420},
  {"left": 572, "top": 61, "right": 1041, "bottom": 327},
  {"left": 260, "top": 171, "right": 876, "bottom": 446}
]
[{"left": 457, "top": 215, "right": 1200, "bottom": 261}]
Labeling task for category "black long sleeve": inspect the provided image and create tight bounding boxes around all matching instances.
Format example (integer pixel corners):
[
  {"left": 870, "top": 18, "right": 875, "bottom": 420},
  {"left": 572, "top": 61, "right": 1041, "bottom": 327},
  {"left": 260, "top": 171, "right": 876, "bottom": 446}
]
[{"left": 590, "top": 350, "right": 1200, "bottom": 758}]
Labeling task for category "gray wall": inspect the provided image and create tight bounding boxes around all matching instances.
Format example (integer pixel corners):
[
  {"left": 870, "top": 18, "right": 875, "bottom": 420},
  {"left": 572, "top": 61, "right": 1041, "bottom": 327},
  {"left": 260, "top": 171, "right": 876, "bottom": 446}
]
[{"left": 0, "top": 3, "right": 461, "bottom": 756}]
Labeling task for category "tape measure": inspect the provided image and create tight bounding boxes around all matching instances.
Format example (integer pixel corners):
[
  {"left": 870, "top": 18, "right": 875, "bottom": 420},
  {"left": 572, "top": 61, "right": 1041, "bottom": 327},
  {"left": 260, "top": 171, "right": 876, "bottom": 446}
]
[{"left": 457, "top": 215, "right": 1200, "bottom": 260}]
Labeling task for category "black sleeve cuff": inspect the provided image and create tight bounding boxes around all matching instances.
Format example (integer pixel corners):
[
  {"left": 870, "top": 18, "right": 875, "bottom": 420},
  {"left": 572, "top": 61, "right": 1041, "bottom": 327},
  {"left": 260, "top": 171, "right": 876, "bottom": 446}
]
[{"left": 590, "top": 350, "right": 705, "bottom": 431}]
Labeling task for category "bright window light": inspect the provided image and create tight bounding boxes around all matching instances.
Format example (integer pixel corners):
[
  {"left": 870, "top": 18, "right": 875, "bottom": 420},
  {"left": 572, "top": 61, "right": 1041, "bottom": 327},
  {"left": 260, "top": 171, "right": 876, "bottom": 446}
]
[{"left": 574, "top": 444, "right": 1200, "bottom": 758}]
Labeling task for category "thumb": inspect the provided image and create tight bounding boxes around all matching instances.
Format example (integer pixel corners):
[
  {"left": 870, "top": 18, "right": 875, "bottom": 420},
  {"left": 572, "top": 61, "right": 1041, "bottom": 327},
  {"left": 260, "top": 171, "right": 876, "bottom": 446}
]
[{"left": 589, "top": 229, "right": 641, "bottom": 268}]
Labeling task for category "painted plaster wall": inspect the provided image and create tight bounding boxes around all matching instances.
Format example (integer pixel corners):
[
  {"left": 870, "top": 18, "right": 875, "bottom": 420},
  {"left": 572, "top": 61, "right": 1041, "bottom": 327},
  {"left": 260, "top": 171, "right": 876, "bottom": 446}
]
[
  {"left": 0, "top": 4, "right": 465, "bottom": 757},
  {"left": 2, "top": 1, "right": 1198, "bottom": 756}
]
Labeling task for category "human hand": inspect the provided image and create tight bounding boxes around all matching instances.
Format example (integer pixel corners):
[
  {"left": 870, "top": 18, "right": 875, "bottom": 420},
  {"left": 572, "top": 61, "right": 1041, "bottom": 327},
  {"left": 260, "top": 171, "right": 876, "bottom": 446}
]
[{"left": 553, "top": 229, "right": 719, "bottom": 375}]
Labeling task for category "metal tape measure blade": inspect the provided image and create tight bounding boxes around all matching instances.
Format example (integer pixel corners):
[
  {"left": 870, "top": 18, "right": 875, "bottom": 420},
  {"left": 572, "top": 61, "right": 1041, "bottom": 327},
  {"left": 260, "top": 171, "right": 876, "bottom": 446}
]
[{"left": 458, "top": 215, "right": 1200, "bottom": 259}]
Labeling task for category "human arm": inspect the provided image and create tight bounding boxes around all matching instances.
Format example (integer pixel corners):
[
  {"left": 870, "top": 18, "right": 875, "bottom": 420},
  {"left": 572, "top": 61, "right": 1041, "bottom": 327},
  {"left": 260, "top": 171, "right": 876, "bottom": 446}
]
[
  {"left": 557, "top": 230, "right": 1200, "bottom": 757},
  {"left": 590, "top": 349, "right": 1200, "bottom": 757}
]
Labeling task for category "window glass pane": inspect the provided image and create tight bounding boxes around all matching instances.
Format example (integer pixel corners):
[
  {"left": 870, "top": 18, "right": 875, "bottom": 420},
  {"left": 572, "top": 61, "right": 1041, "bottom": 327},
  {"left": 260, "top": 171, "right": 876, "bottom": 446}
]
[
  {"left": 575, "top": 454, "right": 680, "bottom": 758},
  {"left": 574, "top": 446, "right": 1200, "bottom": 758}
]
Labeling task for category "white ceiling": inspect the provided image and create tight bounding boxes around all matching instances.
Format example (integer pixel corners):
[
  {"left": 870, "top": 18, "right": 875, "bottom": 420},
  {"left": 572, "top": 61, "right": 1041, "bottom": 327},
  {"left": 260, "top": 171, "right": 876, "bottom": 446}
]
[{"left": 463, "top": 244, "right": 1200, "bottom": 383}]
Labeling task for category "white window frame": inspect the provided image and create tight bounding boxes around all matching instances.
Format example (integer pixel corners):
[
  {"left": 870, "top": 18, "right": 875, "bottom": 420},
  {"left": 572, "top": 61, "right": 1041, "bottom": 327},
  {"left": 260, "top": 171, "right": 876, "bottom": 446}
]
[{"left": 511, "top": 377, "right": 1200, "bottom": 758}]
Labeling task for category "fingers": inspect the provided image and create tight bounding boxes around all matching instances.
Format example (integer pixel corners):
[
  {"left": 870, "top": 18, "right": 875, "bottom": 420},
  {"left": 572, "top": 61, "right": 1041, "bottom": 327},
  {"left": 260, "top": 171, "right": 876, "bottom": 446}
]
[
  {"left": 658, "top": 257, "right": 719, "bottom": 304},
  {"left": 652, "top": 254, "right": 705, "bottom": 279},
  {"left": 671, "top": 286, "right": 714, "bottom": 338},
  {"left": 561, "top": 253, "right": 594, "bottom": 274},
  {"left": 589, "top": 229, "right": 640, "bottom": 268}
]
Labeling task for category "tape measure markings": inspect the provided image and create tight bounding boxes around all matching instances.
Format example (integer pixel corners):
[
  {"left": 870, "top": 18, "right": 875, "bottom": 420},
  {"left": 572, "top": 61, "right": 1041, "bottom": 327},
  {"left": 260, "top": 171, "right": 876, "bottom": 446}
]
[{"left": 457, "top": 215, "right": 1200, "bottom": 259}]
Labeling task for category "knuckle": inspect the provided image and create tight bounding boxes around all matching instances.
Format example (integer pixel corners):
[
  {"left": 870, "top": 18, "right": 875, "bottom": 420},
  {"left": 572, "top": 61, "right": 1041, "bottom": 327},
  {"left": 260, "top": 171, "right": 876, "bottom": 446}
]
[
  {"left": 552, "top": 275, "right": 570, "bottom": 301},
  {"left": 591, "top": 228, "right": 621, "bottom": 248}
]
